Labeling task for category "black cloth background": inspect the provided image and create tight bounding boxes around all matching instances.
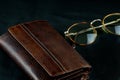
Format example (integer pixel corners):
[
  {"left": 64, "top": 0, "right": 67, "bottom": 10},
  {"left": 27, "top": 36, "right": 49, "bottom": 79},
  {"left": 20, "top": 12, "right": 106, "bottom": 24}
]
[{"left": 0, "top": 0, "right": 120, "bottom": 80}]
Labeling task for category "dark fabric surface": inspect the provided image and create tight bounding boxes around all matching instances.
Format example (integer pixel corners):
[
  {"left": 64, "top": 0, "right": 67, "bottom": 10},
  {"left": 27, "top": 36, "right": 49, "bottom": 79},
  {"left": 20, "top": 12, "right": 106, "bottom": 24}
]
[{"left": 0, "top": 0, "right": 120, "bottom": 80}]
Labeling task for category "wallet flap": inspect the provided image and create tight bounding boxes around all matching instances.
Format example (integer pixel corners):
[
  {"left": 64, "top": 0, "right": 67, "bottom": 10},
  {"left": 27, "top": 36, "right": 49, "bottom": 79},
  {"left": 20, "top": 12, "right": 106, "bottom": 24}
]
[{"left": 8, "top": 20, "right": 91, "bottom": 77}]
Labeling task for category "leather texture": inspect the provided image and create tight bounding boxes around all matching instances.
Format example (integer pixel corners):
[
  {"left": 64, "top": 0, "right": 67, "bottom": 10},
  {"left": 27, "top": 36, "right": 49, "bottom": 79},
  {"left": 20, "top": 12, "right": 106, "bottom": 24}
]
[
  {"left": 0, "top": 1, "right": 120, "bottom": 80},
  {"left": 0, "top": 20, "right": 91, "bottom": 80}
]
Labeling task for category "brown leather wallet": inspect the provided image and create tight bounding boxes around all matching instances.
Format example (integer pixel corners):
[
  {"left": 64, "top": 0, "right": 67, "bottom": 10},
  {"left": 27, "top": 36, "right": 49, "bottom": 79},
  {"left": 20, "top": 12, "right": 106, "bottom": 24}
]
[{"left": 0, "top": 20, "right": 91, "bottom": 80}]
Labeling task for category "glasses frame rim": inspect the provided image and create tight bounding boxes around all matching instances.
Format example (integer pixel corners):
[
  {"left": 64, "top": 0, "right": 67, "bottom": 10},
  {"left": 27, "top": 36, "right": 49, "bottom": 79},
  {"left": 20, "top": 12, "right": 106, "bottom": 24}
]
[
  {"left": 65, "top": 22, "right": 97, "bottom": 46},
  {"left": 102, "top": 12, "right": 120, "bottom": 35}
]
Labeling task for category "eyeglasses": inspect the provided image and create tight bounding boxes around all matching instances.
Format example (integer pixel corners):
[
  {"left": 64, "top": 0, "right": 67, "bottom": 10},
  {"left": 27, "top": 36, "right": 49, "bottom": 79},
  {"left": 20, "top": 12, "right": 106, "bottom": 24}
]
[{"left": 64, "top": 13, "right": 120, "bottom": 47}]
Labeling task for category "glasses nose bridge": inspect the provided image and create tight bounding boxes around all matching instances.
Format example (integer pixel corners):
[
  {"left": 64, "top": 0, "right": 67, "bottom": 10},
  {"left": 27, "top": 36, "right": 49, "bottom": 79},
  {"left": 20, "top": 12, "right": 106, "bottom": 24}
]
[
  {"left": 90, "top": 19, "right": 103, "bottom": 29},
  {"left": 90, "top": 19, "right": 102, "bottom": 25}
]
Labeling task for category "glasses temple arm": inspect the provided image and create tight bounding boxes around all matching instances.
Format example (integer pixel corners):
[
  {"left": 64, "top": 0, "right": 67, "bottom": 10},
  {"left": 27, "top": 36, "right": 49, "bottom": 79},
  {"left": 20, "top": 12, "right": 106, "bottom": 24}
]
[{"left": 65, "top": 18, "right": 120, "bottom": 36}]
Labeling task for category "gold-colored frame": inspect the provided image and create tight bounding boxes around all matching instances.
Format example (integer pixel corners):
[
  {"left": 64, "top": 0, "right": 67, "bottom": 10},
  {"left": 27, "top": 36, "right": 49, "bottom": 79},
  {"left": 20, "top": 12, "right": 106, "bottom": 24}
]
[{"left": 64, "top": 13, "right": 120, "bottom": 46}]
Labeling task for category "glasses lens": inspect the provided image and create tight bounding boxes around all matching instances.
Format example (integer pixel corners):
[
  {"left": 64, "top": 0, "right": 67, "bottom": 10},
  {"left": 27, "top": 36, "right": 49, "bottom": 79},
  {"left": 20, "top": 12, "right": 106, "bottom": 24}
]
[
  {"left": 69, "top": 22, "right": 97, "bottom": 45},
  {"left": 103, "top": 13, "right": 120, "bottom": 35}
]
